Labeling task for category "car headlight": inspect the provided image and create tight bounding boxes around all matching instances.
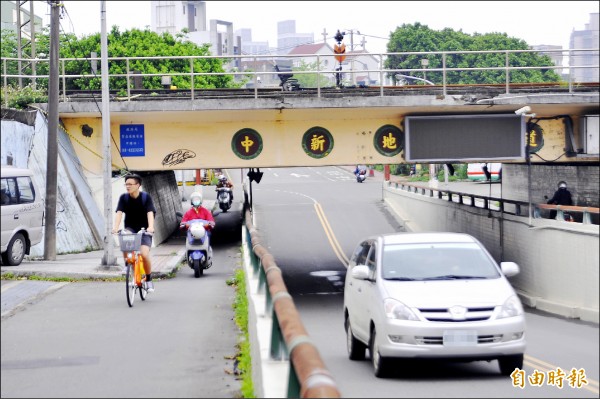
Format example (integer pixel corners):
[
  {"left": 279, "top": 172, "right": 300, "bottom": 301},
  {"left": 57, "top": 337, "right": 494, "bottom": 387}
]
[
  {"left": 497, "top": 295, "right": 524, "bottom": 319},
  {"left": 384, "top": 298, "right": 419, "bottom": 321}
]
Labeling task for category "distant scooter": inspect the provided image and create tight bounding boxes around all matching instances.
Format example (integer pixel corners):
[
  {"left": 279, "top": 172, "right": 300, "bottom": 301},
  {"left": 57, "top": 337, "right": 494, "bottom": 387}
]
[
  {"left": 216, "top": 187, "right": 233, "bottom": 212},
  {"left": 356, "top": 169, "right": 366, "bottom": 183},
  {"left": 176, "top": 212, "right": 213, "bottom": 278}
]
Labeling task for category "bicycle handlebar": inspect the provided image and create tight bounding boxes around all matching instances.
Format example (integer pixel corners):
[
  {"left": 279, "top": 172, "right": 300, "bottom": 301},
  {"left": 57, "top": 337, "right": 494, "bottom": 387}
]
[{"left": 113, "top": 229, "right": 154, "bottom": 236}]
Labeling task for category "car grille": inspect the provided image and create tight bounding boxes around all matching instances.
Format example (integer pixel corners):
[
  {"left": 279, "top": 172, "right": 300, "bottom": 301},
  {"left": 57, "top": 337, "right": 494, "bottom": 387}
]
[
  {"left": 415, "top": 334, "right": 503, "bottom": 345},
  {"left": 418, "top": 306, "right": 496, "bottom": 322}
]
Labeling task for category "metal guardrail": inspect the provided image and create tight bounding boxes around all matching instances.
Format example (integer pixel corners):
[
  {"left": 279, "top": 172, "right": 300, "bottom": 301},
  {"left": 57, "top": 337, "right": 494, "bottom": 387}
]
[
  {"left": 387, "top": 180, "right": 599, "bottom": 225},
  {"left": 2, "top": 48, "right": 598, "bottom": 105},
  {"left": 242, "top": 207, "right": 341, "bottom": 398},
  {"left": 535, "top": 203, "right": 600, "bottom": 224}
]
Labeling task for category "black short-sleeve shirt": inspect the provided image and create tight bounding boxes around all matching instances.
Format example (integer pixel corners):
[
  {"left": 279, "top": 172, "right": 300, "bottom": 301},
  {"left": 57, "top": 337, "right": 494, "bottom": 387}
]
[{"left": 116, "top": 192, "right": 157, "bottom": 233}]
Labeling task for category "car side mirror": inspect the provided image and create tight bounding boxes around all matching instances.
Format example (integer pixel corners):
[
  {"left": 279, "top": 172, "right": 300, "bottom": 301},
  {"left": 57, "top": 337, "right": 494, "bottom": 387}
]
[
  {"left": 500, "top": 262, "right": 520, "bottom": 277},
  {"left": 351, "top": 265, "right": 370, "bottom": 280}
]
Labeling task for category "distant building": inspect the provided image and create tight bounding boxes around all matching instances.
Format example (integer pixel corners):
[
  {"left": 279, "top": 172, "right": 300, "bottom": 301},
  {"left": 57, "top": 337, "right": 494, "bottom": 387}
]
[
  {"left": 1, "top": 1, "right": 43, "bottom": 34},
  {"left": 531, "top": 45, "right": 564, "bottom": 77},
  {"left": 151, "top": 0, "right": 241, "bottom": 59},
  {"left": 236, "top": 28, "right": 270, "bottom": 55},
  {"left": 277, "top": 20, "right": 314, "bottom": 55},
  {"left": 285, "top": 43, "right": 387, "bottom": 86},
  {"left": 344, "top": 50, "right": 385, "bottom": 85},
  {"left": 569, "top": 12, "right": 599, "bottom": 82}
]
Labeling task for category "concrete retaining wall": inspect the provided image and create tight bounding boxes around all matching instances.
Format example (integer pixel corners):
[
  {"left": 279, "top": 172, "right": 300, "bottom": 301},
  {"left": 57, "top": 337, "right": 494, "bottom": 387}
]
[
  {"left": 383, "top": 183, "right": 599, "bottom": 324},
  {"left": 1, "top": 111, "right": 182, "bottom": 257}
]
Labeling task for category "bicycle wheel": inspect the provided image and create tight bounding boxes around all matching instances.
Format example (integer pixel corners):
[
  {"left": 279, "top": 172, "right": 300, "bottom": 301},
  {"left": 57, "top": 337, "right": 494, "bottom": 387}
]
[
  {"left": 125, "top": 263, "right": 136, "bottom": 307},
  {"left": 138, "top": 256, "right": 148, "bottom": 301}
]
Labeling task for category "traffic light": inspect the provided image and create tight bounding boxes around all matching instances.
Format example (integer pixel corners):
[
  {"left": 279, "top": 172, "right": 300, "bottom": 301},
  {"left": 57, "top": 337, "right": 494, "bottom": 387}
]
[
  {"left": 334, "top": 43, "right": 346, "bottom": 62},
  {"left": 247, "top": 168, "right": 263, "bottom": 184},
  {"left": 333, "top": 29, "right": 346, "bottom": 63}
]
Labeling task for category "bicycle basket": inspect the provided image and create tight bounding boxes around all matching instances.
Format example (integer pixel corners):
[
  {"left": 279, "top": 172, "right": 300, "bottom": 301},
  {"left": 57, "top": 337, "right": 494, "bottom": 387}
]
[{"left": 118, "top": 233, "right": 142, "bottom": 251}]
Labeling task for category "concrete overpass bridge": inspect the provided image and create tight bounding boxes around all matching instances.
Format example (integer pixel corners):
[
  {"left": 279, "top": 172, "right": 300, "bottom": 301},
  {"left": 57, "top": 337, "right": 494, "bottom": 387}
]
[
  {"left": 55, "top": 84, "right": 599, "bottom": 177},
  {"left": 3, "top": 49, "right": 599, "bottom": 257},
  {"left": 14, "top": 49, "right": 590, "bottom": 177}
]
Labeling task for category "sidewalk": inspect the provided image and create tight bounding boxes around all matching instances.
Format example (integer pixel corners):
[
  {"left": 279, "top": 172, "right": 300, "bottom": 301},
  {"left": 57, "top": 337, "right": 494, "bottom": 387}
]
[
  {"left": 0, "top": 199, "right": 223, "bottom": 280},
  {"left": 0, "top": 235, "right": 186, "bottom": 280}
]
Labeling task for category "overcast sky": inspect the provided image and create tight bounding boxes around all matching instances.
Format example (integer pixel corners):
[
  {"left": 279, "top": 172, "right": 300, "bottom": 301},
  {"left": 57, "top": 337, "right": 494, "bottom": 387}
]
[{"left": 39, "top": 1, "right": 598, "bottom": 54}]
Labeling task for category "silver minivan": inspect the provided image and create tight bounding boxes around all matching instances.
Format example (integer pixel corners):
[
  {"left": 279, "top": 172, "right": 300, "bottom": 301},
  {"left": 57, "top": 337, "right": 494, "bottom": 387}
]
[
  {"left": 344, "top": 232, "right": 526, "bottom": 378},
  {"left": 1, "top": 166, "right": 44, "bottom": 265}
]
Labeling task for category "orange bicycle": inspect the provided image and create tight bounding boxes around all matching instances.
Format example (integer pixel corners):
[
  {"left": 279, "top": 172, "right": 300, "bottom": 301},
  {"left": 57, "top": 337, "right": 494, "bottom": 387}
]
[{"left": 116, "top": 229, "right": 152, "bottom": 307}]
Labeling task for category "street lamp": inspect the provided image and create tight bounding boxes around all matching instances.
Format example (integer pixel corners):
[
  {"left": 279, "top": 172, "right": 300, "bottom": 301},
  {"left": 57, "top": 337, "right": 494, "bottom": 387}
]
[{"left": 421, "top": 58, "right": 429, "bottom": 81}]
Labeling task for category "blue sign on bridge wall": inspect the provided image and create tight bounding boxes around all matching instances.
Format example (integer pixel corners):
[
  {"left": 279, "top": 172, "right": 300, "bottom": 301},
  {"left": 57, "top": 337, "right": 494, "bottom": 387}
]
[{"left": 120, "top": 124, "right": 145, "bottom": 156}]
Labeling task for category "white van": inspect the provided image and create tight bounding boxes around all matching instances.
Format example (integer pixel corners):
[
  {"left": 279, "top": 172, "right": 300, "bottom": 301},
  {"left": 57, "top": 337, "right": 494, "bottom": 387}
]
[
  {"left": 344, "top": 232, "right": 525, "bottom": 378},
  {"left": 1, "top": 166, "right": 45, "bottom": 265},
  {"left": 467, "top": 163, "right": 502, "bottom": 181}
]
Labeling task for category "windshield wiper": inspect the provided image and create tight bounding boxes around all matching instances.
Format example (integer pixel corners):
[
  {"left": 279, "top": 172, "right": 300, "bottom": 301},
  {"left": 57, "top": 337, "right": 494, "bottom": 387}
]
[
  {"left": 385, "top": 277, "right": 418, "bottom": 281},
  {"left": 422, "top": 275, "right": 487, "bottom": 280}
]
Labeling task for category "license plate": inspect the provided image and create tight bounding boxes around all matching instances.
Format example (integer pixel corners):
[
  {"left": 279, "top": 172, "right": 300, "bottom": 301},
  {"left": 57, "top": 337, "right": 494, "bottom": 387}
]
[{"left": 443, "top": 330, "right": 477, "bottom": 346}]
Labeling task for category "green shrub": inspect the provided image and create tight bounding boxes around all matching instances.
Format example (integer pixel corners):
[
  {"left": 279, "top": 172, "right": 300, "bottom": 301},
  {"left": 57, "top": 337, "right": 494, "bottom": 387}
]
[
  {"left": 228, "top": 264, "right": 255, "bottom": 398},
  {"left": 1, "top": 84, "right": 48, "bottom": 109}
]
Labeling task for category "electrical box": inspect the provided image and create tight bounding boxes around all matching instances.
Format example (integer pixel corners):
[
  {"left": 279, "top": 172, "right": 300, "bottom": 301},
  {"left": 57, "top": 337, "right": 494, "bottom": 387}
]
[
  {"left": 404, "top": 114, "right": 525, "bottom": 162},
  {"left": 582, "top": 115, "right": 599, "bottom": 154}
]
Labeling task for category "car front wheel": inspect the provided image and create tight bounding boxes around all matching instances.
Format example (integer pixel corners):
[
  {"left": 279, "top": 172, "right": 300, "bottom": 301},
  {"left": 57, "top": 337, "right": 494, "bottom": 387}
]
[
  {"left": 370, "top": 327, "right": 391, "bottom": 378},
  {"left": 345, "top": 318, "right": 366, "bottom": 360},
  {"left": 498, "top": 354, "right": 524, "bottom": 376}
]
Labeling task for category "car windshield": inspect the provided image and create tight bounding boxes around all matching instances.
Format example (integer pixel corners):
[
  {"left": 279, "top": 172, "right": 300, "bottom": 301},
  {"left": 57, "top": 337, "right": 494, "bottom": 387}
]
[{"left": 381, "top": 242, "right": 501, "bottom": 281}]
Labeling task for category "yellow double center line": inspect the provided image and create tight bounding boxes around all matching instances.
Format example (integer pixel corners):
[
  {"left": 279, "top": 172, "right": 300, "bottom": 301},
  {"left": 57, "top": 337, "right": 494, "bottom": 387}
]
[
  {"left": 525, "top": 354, "right": 599, "bottom": 394},
  {"left": 314, "top": 202, "right": 349, "bottom": 267}
]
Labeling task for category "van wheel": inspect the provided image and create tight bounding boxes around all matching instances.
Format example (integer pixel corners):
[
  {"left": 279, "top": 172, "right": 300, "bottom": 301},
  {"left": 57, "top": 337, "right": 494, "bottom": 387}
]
[
  {"left": 498, "top": 354, "right": 523, "bottom": 376},
  {"left": 370, "top": 327, "right": 391, "bottom": 378},
  {"left": 345, "top": 318, "right": 366, "bottom": 360},
  {"left": 2, "top": 233, "right": 26, "bottom": 266}
]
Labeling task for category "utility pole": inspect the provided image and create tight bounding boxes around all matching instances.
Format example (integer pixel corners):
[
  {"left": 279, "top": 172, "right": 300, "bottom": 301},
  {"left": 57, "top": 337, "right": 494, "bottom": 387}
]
[
  {"left": 16, "top": 1, "right": 23, "bottom": 88},
  {"left": 350, "top": 30, "right": 355, "bottom": 84},
  {"left": 15, "top": 1, "right": 38, "bottom": 88},
  {"left": 43, "top": 0, "right": 60, "bottom": 260},
  {"left": 321, "top": 28, "right": 328, "bottom": 43},
  {"left": 29, "top": 0, "right": 37, "bottom": 89},
  {"left": 343, "top": 29, "right": 359, "bottom": 85},
  {"left": 101, "top": 1, "right": 117, "bottom": 267}
]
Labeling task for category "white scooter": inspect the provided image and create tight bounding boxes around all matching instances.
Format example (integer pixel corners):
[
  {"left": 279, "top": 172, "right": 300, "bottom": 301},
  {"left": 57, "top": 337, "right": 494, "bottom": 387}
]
[
  {"left": 216, "top": 187, "right": 233, "bottom": 212},
  {"left": 177, "top": 214, "right": 213, "bottom": 278},
  {"left": 356, "top": 169, "right": 366, "bottom": 183}
]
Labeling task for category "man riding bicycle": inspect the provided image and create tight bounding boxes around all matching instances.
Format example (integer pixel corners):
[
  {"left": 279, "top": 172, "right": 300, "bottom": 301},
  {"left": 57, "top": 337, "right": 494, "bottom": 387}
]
[{"left": 112, "top": 173, "right": 157, "bottom": 292}]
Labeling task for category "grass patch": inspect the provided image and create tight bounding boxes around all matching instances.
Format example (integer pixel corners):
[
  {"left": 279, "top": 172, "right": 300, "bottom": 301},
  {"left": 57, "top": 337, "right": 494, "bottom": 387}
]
[
  {"left": 227, "top": 266, "right": 255, "bottom": 398},
  {"left": 0, "top": 272, "right": 123, "bottom": 283}
]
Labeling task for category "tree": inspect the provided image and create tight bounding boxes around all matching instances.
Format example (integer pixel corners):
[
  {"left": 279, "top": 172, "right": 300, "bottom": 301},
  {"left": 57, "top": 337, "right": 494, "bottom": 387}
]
[
  {"left": 385, "top": 23, "right": 561, "bottom": 85},
  {"left": 1, "top": 26, "right": 238, "bottom": 94},
  {"left": 292, "top": 59, "right": 334, "bottom": 88}
]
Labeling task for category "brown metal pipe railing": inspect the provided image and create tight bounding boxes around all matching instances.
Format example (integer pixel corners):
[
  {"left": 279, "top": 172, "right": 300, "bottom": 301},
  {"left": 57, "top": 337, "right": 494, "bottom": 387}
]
[
  {"left": 244, "top": 209, "right": 342, "bottom": 398},
  {"left": 386, "top": 180, "right": 599, "bottom": 225}
]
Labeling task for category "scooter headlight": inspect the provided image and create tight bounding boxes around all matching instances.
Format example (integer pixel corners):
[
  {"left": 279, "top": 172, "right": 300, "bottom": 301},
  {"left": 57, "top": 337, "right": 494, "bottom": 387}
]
[{"left": 189, "top": 224, "right": 206, "bottom": 239}]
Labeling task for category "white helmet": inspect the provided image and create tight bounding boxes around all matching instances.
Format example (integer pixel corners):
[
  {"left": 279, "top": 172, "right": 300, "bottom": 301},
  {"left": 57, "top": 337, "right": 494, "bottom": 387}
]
[
  {"left": 190, "top": 191, "right": 203, "bottom": 207},
  {"left": 189, "top": 223, "right": 206, "bottom": 239},
  {"left": 219, "top": 175, "right": 227, "bottom": 182}
]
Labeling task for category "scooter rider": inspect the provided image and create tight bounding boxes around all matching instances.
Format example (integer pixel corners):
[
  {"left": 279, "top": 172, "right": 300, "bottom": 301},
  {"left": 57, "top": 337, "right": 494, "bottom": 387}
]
[
  {"left": 354, "top": 164, "right": 367, "bottom": 177},
  {"left": 180, "top": 191, "right": 215, "bottom": 233},
  {"left": 215, "top": 174, "right": 234, "bottom": 202}
]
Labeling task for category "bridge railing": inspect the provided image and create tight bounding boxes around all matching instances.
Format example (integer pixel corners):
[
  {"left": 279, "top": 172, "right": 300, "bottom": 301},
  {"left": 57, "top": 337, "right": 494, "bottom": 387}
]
[
  {"left": 387, "top": 180, "right": 599, "bottom": 225},
  {"left": 241, "top": 205, "right": 341, "bottom": 398},
  {"left": 2, "top": 48, "right": 598, "bottom": 104}
]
